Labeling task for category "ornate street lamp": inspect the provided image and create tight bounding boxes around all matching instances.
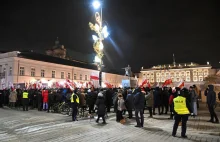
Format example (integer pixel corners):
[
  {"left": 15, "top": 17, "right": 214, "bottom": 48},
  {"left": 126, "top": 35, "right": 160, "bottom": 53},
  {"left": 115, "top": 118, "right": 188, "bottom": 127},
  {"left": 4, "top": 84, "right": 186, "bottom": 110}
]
[{"left": 89, "top": 1, "right": 109, "bottom": 87}]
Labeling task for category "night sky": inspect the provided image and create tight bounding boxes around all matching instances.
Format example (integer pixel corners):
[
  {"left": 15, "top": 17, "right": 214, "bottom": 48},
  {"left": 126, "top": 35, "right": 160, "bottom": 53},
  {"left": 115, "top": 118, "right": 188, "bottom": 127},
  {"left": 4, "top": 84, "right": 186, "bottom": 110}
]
[{"left": 1, "top": 0, "right": 220, "bottom": 72}]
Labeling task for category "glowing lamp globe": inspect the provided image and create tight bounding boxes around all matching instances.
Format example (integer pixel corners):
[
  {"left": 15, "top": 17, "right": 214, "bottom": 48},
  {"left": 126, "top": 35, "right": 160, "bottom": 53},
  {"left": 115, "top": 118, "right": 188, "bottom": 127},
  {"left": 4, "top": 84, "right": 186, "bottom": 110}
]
[{"left": 93, "top": 1, "right": 101, "bottom": 9}]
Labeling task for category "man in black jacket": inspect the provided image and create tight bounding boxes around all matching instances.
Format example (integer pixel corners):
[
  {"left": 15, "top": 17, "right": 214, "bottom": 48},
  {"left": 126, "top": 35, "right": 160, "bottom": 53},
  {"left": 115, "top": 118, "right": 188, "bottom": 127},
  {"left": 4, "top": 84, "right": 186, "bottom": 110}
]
[
  {"left": 205, "top": 85, "right": 219, "bottom": 123},
  {"left": 134, "top": 87, "right": 145, "bottom": 127}
]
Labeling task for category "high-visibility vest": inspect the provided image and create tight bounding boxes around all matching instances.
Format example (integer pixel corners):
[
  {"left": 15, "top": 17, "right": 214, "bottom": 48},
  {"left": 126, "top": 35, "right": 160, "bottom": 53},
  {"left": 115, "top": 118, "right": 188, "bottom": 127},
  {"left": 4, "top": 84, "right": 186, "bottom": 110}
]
[
  {"left": 71, "top": 93, "right": 79, "bottom": 103},
  {"left": 174, "top": 96, "right": 190, "bottom": 115},
  {"left": 22, "top": 92, "right": 28, "bottom": 99}
]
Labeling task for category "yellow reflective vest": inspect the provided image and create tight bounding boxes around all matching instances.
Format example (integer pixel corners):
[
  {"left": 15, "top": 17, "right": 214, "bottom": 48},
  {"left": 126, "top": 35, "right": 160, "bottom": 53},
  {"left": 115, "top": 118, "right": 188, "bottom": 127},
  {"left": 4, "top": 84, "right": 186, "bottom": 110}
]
[
  {"left": 174, "top": 96, "right": 190, "bottom": 115},
  {"left": 22, "top": 92, "right": 28, "bottom": 99},
  {"left": 71, "top": 93, "right": 79, "bottom": 103}
]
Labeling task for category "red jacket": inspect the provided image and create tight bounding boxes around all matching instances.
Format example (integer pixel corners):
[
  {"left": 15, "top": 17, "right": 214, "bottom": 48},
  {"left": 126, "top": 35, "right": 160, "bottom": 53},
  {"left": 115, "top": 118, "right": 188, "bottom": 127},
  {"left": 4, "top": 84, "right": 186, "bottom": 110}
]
[
  {"left": 169, "top": 94, "right": 174, "bottom": 105},
  {"left": 42, "top": 90, "right": 49, "bottom": 103}
]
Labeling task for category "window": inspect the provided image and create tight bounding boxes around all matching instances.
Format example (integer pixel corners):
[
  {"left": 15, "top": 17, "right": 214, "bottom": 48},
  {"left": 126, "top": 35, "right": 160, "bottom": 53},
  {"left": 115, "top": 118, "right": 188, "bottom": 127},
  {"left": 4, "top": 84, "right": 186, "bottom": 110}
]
[
  {"left": 193, "top": 71, "right": 197, "bottom": 75},
  {"left": 80, "top": 74, "right": 82, "bottom": 80},
  {"left": 19, "top": 67, "right": 25, "bottom": 76},
  {"left": 176, "top": 73, "right": 179, "bottom": 77},
  {"left": 85, "top": 75, "right": 88, "bottom": 80},
  {"left": 41, "top": 70, "right": 45, "bottom": 77},
  {"left": 199, "top": 76, "right": 203, "bottom": 81},
  {"left": 176, "top": 78, "right": 180, "bottom": 82},
  {"left": 68, "top": 73, "right": 71, "bottom": 79},
  {"left": 186, "top": 77, "right": 190, "bottom": 82},
  {"left": 9, "top": 67, "right": 12, "bottom": 75},
  {"left": 193, "top": 76, "right": 197, "bottom": 82},
  {"left": 61, "top": 72, "right": 64, "bottom": 79},
  {"left": 166, "top": 73, "right": 169, "bottom": 76},
  {"left": 156, "top": 78, "right": 160, "bottom": 82},
  {"left": 151, "top": 79, "right": 154, "bottom": 82},
  {"left": 186, "top": 71, "right": 190, "bottom": 76},
  {"left": 52, "top": 71, "right": 56, "bottom": 78},
  {"left": 31, "top": 68, "right": 35, "bottom": 77},
  {"left": 74, "top": 74, "right": 77, "bottom": 80}
]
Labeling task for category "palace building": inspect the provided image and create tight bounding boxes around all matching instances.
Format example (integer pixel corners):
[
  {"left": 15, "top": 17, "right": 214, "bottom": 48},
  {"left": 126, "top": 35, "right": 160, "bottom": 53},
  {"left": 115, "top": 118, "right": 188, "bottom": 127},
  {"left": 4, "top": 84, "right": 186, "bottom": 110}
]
[
  {"left": 0, "top": 39, "right": 134, "bottom": 89},
  {"left": 140, "top": 62, "right": 216, "bottom": 87}
]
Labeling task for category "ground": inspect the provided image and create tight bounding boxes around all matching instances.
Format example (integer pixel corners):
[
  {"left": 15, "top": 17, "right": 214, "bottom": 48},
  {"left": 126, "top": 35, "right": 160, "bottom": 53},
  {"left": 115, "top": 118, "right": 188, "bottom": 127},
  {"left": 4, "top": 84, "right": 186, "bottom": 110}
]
[{"left": 0, "top": 103, "right": 220, "bottom": 142}]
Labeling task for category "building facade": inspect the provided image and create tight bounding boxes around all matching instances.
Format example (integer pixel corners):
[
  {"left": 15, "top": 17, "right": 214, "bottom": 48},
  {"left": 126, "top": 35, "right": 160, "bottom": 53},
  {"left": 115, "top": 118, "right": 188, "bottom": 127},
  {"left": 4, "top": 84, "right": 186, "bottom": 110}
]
[
  {"left": 0, "top": 51, "right": 132, "bottom": 89},
  {"left": 140, "top": 62, "right": 216, "bottom": 87}
]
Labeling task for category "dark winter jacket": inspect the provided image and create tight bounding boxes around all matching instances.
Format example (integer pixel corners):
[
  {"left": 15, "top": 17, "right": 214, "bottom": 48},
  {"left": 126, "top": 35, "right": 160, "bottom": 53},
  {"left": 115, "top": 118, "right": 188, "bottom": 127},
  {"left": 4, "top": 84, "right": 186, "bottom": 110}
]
[
  {"left": 134, "top": 92, "right": 145, "bottom": 109},
  {"left": 105, "top": 89, "right": 113, "bottom": 106},
  {"left": 96, "top": 96, "right": 106, "bottom": 116},
  {"left": 86, "top": 91, "right": 96, "bottom": 106},
  {"left": 125, "top": 93, "right": 134, "bottom": 110},
  {"left": 207, "top": 85, "right": 216, "bottom": 106},
  {"left": 145, "top": 91, "right": 153, "bottom": 107},
  {"left": 153, "top": 87, "right": 160, "bottom": 107},
  {"left": 218, "top": 92, "right": 220, "bottom": 101}
]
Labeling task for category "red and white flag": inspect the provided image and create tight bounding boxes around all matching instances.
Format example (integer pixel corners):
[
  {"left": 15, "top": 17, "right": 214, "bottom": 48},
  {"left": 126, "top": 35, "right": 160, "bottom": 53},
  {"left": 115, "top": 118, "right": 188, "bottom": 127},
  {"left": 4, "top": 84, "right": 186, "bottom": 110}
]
[
  {"left": 162, "top": 79, "right": 172, "bottom": 87},
  {"left": 140, "top": 79, "right": 151, "bottom": 88},
  {"left": 90, "top": 73, "right": 99, "bottom": 80},
  {"left": 178, "top": 80, "right": 185, "bottom": 88}
]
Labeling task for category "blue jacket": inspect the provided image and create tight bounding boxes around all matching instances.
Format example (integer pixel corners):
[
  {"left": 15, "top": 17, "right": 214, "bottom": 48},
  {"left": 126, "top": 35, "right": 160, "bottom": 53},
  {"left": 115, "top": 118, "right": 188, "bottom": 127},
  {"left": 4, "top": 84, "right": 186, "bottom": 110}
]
[{"left": 134, "top": 92, "right": 145, "bottom": 109}]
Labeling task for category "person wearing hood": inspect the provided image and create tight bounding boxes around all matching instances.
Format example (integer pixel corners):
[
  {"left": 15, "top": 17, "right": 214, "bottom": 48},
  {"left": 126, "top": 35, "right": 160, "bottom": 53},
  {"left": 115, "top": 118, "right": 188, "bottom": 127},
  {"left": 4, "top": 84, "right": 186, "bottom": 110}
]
[
  {"left": 205, "top": 85, "right": 219, "bottom": 123},
  {"left": 116, "top": 93, "right": 126, "bottom": 122},
  {"left": 125, "top": 89, "right": 134, "bottom": 119},
  {"left": 95, "top": 92, "right": 106, "bottom": 124}
]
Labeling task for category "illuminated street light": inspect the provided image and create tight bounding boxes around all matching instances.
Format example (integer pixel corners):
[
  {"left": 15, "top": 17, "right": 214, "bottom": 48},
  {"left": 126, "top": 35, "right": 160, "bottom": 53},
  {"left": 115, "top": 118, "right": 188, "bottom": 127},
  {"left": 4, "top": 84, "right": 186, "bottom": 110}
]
[
  {"left": 92, "top": 35, "right": 98, "bottom": 41},
  {"left": 102, "top": 25, "right": 109, "bottom": 38},
  {"left": 94, "top": 55, "right": 101, "bottom": 63},
  {"left": 93, "top": 1, "right": 101, "bottom": 9},
  {"left": 99, "top": 41, "right": 103, "bottom": 50}
]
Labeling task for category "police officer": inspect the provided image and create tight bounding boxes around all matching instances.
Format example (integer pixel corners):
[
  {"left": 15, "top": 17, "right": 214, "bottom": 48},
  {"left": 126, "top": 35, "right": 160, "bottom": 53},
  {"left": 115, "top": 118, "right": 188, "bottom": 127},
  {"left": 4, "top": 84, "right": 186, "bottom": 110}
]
[
  {"left": 71, "top": 89, "right": 79, "bottom": 121},
  {"left": 172, "top": 88, "right": 192, "bottom": 138},
  {"left": 22, "top": 90, "right": 29, "bottom": 111}
]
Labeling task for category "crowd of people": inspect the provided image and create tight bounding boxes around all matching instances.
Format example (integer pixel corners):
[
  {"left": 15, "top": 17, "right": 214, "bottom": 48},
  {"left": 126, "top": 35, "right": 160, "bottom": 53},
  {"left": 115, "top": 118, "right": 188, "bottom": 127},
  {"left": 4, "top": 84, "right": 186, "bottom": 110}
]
[{"left": 0, "top": 84, "right": 219, "bottom": 138}]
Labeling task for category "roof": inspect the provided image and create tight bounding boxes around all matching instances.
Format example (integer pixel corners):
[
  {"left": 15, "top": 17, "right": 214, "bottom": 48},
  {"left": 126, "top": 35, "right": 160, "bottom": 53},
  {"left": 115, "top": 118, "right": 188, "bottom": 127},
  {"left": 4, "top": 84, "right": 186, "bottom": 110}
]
[
  {"left": 18, "top": 51, "right": 98, "bottom": 70},
  {"left": 141, "top": 62, "right": 212, "bottom": 71},
  {"left": 16, "top": 51, "right": 125, "bottom": 75}
]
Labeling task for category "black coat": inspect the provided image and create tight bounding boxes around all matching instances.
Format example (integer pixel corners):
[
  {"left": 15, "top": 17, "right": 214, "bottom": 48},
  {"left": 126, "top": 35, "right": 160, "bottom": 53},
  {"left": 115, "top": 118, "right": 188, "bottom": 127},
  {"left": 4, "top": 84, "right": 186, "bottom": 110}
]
[
  {"left": 125, "top": 93, "right": 134, "bottom": 110},
  {"left": 105, "top": 89, "right": 113, "bottom": 106},
  {"left": 134, "top": 92, "right": 145, "bottom": 109},
  {"left": 86, "top": 91, "right": 96, "bottom": 106},
  {"left": 96, "top": 96, "right": 106, "bottom": 116},
  {"left": 207, "top": 85, "right": 216, "bottom": 106}
]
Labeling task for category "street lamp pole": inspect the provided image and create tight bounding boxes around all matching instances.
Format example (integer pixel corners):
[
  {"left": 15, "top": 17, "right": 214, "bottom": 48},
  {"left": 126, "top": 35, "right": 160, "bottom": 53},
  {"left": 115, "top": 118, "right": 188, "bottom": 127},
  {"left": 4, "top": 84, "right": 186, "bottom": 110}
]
[{"left": 89, "top": 1, "right": 109, "bottom": 88}]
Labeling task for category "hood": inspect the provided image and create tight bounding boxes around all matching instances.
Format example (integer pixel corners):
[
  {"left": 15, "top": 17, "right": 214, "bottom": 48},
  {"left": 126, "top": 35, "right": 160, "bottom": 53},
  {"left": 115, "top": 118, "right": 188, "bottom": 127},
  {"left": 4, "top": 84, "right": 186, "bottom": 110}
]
[{"left": 208, "top": 85, "right": 214, "bottom": 91}]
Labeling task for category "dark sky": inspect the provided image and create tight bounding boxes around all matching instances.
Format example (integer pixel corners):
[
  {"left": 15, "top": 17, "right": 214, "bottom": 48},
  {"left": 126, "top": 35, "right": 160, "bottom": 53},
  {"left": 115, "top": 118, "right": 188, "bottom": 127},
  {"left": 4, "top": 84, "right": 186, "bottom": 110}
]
[{"left": 1, "top": 0, "right": 220, "bottom": 72}]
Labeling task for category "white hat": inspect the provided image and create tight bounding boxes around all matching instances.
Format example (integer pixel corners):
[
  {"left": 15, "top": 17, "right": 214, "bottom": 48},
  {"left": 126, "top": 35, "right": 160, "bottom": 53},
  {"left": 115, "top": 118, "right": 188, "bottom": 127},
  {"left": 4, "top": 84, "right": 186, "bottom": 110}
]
[{"left": 98, "top": 92, "right": 103, "bottom": 97}]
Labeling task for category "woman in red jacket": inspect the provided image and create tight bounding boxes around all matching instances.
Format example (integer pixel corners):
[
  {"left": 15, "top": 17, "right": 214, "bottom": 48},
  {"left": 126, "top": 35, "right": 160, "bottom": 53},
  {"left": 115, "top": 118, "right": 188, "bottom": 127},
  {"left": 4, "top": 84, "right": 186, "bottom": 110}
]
[{"left": 42, "top": 89, "right": 49, "bottom": 111}]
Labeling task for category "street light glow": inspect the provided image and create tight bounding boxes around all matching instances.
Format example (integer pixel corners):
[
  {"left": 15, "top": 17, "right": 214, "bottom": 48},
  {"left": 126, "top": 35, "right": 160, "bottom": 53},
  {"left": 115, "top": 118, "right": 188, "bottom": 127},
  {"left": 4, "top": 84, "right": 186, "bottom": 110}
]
[
  {"left": 102, "top": 25, "right": 109, "bottom": 38},
  {"left": 93, "top": 1, "right": 101, "bottom": 9},
  {"left": 99, "top": 41, "right": 103, "bottom": 50},
  {"left": 94, "top": 55, "right": 101, "bottom": 63},
  {"left": 92, "top": 35, "right": 98, "bottom": 41},
  {"left": 95, "top": 24, "right": 100, "bottom": 31}
]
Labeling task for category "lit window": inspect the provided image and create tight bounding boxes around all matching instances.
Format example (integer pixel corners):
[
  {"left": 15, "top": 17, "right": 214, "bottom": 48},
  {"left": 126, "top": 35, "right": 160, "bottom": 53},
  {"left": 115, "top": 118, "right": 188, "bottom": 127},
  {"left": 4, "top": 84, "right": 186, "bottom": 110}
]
[
  {"left": 31, "top": 68, "right": 35, "bottom": 77},
  {"left": 80, "top": 74, "right": 82, "bottom": 80},
  {"left": 74, "top": 74, "right": 77, "bottom": 80},
  {"left": 193, "top": 71, "right": 197, "bottom": 75},
  {"left": 9, "top": 67, "right": 12, "bottom": 76},
  {"left": 41, "top": 70, "right": 45, "bottom": 77},
  {"left": 68, "top": 73, "right": 71, "bottom": 79},
  {"left": 186, "top": 77, "right": 190, "bottom": 82},
  {"left": 52, "top": 71, "right": 56, "bottom": 78},
  {"left": 193, "top": 76, "right": 197, "bottom": 82},
  {"left": 85, "top": 75, "right": 88, "bottom": 80},
  {"left": 199, "top": 76, "right": 203, "bottom": 81},
  {"left": 61, "top": 72, "right": 64, "bottom": 79},
  {"left": 19, "top": 67, "right": 25, "bottom": 76},
  {"left": 186, "top": 71, "right": 190, "bottom": 76}
]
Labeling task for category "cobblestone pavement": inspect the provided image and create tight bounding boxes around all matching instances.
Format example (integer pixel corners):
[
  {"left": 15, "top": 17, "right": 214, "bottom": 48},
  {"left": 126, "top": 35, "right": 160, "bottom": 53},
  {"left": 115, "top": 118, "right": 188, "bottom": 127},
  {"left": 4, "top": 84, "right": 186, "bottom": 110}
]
[{"left": 0, "top": 104, "right": 219, "bottom": 142}]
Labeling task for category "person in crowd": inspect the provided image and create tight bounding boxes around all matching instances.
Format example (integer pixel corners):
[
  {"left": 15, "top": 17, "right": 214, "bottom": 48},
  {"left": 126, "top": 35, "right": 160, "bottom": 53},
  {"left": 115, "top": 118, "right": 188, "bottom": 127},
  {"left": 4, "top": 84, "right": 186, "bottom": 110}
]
[
  {"left": 22, "top": 89, "right": 29, "bottom": 111},
  {"left": 161, "top": 87, "right": 169, "bottom": 114},
  {"left": 0, "top": 89, "right": 3, "bottom": 108},
  {"left": 86, "top": 87, "right": 97, "bottom": 114},
  {"left": 145, "top": 88, "right": 153, "bottom": 118},
  {"left": 189, "top": 86, "right": 198, "bottom": 117},
  {"left": 205, "top": 85, "right": 219, "bottom": 123},
  {"left": 153, "top": 87, "right": 161, "bottom": 115},
  {"left": 37, "top": 89, "right": 43, "bottom": 111},
  {"left": 134, "top": 87, "right": 145, "bottom": 127},
  {"left": 218, "top": 92, "right": 220, "bottom": 101},
  {"left": 168, "top": 87, "right": 176, "bottom": 119},
  {"left": 47, "top": 90, "right": 55, "bottom": 113},
  {"left": 79, "top": 88, "right": 87, "bottom": 117},
  {"left": 42, "top": 89, "right": 49, "bottom": 111},
  {"left": 105, "top": 88, "right": 113, "bottom": 112},
  {"left": 71, "top": 89, "right": 79, "bottom": 121},
  {"left": 32, "top": 89, "right": 38, "bottom": 109},
  {"left": 125, "top": 89, "right": 134, "bottom": 119},
  {"left": 172, "top": 88, "right": 192, "bottom": 138},
  {"left": 116, "top": 93, "right": 126, "bottom": 122},
  {"left": 9, "top": 88, "right": 17, "bottom": 108},
  {"left": 95, "top": 92, "right": 106, "bottom": 124}
]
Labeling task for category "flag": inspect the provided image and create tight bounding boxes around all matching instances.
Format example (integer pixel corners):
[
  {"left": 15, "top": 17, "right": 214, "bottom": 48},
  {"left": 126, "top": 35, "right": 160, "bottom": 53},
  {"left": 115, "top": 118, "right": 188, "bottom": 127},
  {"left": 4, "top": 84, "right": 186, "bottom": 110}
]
[
  {"left": 178, "top": 80, "right": 184, "bottom": 88},
  {"left": 104, "top": 82, "right": 112, "bottom": 88},
  {"left": 90, "top": 73, "right": 99, "bottom": 80},
  {"left": 162, "top": 79, "right": 172, "bottom": 87},
  {"left": 140, "top": 79, "right": 151, "bottom": 88}
]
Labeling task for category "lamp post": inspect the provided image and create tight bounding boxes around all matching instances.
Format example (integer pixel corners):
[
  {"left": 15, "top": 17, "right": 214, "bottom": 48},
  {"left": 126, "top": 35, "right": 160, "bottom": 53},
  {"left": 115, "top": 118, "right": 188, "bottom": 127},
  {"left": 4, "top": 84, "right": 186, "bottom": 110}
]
[{"left": 89, "top": 0, "right": 109, "bottom": 87}]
